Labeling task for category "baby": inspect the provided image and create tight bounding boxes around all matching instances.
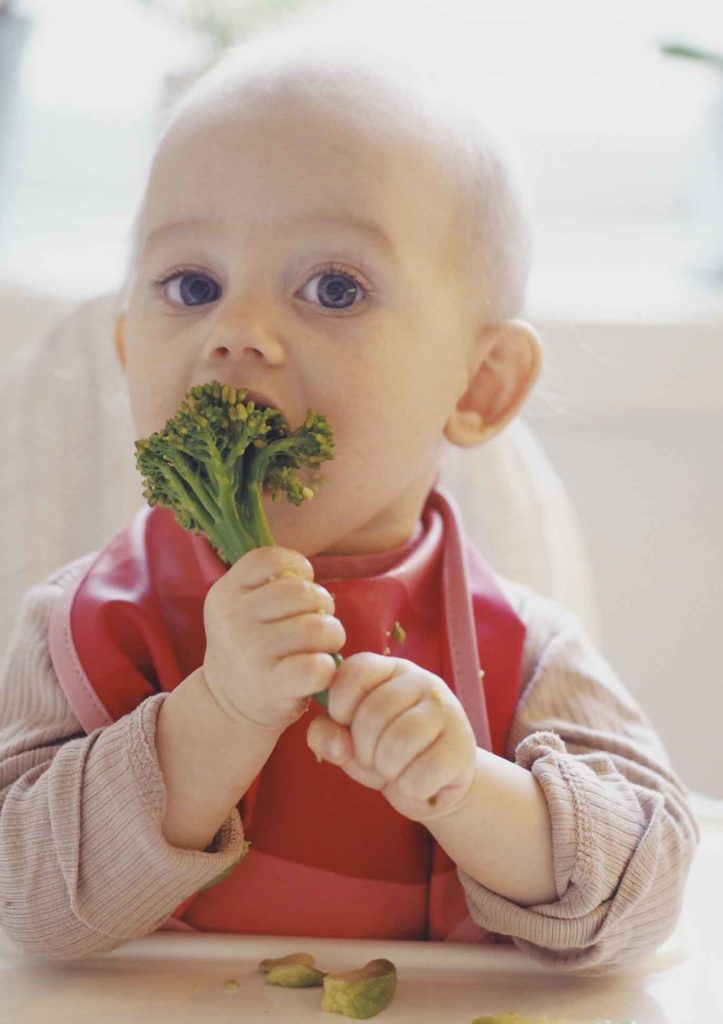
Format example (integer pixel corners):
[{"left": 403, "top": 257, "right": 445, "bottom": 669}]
[{"left": 0, "top": 17, "right": 697, "bottom": 971}]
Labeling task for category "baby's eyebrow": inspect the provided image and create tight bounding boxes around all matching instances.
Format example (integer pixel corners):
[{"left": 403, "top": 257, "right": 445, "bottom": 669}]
[
  {"left": 144, "top": 213, "right": 394, "bottom": 258},
  {"left": 144, "top": 218, "right": 222, "bottom": 253},
  {"left": 290, "top": 212, "right": 394, "bottom": 255}
]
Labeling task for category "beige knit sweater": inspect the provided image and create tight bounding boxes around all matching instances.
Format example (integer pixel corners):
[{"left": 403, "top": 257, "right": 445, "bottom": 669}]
[{"left": 0, "top": 554, "right": 698, "bottom": 973}]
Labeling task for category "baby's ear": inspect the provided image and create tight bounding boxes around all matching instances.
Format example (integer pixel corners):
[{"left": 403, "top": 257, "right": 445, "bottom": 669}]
[
  {"left": 444, "top": 319, "right": 542, "bottom": 448},
  {"left": 114, "top": 313, "right": 127, "bottom": 369}
]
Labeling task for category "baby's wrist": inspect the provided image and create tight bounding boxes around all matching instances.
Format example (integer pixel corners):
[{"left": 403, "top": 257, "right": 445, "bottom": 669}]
[
  {"left": 156, "top": 667, "right": 281, "bottom": 850},
  {"left": 416, "top": 767, "right": 478, "bottom": 825},
  {"left": 198, "top": 667, "right": 286, "bottom": 739}
]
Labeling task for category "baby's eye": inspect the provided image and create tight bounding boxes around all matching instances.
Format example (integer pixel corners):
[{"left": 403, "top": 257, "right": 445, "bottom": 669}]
[
  {"left": 162, "top": 271, "right": 221, "bottom": 307},
  {"left": 297, "top": 268, "right": 365, "bottom": 310}
]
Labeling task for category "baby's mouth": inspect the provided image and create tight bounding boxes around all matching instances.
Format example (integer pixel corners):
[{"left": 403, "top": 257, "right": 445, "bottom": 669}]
[
  {"left": 239, "top": 388, "right": 274, "bottom": 412},
  {"left": 236, "top": 386, "right": 295, "bottom": 425}
]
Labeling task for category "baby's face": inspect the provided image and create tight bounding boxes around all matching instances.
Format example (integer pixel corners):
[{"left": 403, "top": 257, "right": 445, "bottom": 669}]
[{"left": 123, "top": 94, "right": 477, "bottom": 556}]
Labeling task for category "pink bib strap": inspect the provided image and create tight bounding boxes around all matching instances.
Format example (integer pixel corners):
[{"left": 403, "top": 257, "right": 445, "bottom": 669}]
[
  {"left": 431, "top": 485, "right": 492, "bottom": 750},
  {"left": 48, "top": 562, "right": 114, "bottom": 733}
]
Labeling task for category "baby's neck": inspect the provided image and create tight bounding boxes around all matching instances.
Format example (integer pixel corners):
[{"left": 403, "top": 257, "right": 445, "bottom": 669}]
[{"left": 311, "top": 519, "right": 424, "bottom": 580}]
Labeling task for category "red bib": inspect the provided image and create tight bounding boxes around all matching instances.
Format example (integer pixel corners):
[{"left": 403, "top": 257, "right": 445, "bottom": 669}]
[{"left": 49, "top": 485, "right": 524, "bottom": 942}]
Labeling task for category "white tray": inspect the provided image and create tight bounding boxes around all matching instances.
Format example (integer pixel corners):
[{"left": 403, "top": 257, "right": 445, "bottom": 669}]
[
  {"left": 0, "top": 921, "right": 714, "bottom": 1024},
  {"left": 2, "top": 796, "right": 721, "bottom": 1024}
]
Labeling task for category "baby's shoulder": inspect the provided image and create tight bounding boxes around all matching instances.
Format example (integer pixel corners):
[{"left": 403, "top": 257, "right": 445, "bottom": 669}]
[
  {"left": 9, "top": 553, "right": 98, "bottom": 646},
  {"left": 492, "top": 570, "right": 582, "bottom": 639},
  {"left": 43, "top": 553, "right": 97, "bottom": 594},
  {"left": 1, "top": 554, "right": 100, "bottom": 745},
  {"left": 489, "top": 571, "right": 589, "bottom": 690}
]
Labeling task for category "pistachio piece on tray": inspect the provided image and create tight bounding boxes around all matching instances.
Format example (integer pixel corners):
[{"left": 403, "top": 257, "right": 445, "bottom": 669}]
[
  {"left": 258, "top": 951, "right": 315, "bottom": 973},
  {"left": 265, "top": 962, "right": 326, "bottom": 987},
  {"left": 259, "top": 951, "right": 325, "bottom": 988},
  {"left": 321, "top": 958, "right": 397, "bottom": 1019}
]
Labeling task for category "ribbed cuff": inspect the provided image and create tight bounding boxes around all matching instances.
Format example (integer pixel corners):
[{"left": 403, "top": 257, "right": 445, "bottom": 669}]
[
  {"left": 457, "top": 729, "right": 650, "bottom": 969},
  {"left": 72, "top": 694, "right": 247, "bottom": 940}
]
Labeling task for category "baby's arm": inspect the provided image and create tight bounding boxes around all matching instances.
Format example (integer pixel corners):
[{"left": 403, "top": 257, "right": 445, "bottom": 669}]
[
  {"left": 0, "top": 545, "right": 344, "bottom": 960},
  {"left": 455, "top": 582, "right": 699, "bottom": 973},
  {"left": 308, "top": 653, "right": 557, "bottom": 906},
  {"left": 0, "top": 562, "right": 246, "bottom": 959}
]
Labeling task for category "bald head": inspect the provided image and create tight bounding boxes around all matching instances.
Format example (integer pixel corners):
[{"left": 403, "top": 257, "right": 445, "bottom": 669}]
[{"left": 123, "top": 15, "right": 532, "bottom": 326}]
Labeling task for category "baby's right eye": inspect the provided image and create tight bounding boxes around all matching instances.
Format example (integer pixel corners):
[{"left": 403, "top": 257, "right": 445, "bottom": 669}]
[{"left": 160, "top": 271, "right": 221, "bottom": 307}]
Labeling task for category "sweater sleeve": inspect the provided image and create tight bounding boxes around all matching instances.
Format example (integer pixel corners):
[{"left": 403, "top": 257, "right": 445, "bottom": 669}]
[
  {"left": 457, "top": 580, "right": 700, "bottom": 974},
  {"left": 0, "top": 560, "right": 247, "bottom": 960}
]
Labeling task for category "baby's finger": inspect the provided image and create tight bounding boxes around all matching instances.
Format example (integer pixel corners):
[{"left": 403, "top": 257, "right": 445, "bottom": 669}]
[
  {"left": 267, "top": 612, "right": 346, "bottom": 659},
  {"left": 275, "top": 651, "right": 339, "bottom": 702},
  {"left": 254, "top": 576, "right": 335, "bottom": 623},
  {"left": 306, "top": 714, "right": 353, "bottom": 764},
  {"left": 345, "top": 673, "right": 438, "bottom": 768},
  {"left": 231, "top": 546, "right": 314, "bottom": 592},
  {"left": 394, "top": 730, "right": 473, "bottom": 810},
  {"left": 306, "top": 716, "right": 387, "bottom": 791},
  {"left": 327, "top": 652, "right": 403, "bottom": 726},
  {"left": 361, "top": 695, "right": 445, "bottom": 776}
]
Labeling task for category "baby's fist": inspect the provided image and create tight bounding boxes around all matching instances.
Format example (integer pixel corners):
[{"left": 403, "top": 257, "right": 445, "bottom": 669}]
[{"left": 307, "top": 653, "right": 477, "bottom": 822}]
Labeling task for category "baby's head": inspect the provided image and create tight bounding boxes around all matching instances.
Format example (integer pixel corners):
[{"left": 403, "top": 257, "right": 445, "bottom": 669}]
[{"left": 116, "top": 17, "right": 541, "bottom": 557}]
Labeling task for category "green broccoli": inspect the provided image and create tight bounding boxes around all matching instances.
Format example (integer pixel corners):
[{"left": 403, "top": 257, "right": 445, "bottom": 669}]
[{"left": 134, "top": 380, "right": 339, "bottom": 706}]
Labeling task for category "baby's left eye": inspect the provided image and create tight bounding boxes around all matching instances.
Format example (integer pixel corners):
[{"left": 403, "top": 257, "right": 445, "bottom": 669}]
[{"left": 297, "top": 269, "right": 366, "bottom": 310}]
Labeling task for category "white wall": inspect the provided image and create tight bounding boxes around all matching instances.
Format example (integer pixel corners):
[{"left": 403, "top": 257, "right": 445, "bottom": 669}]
[{"left": 529, "top": 320, "right": 723, "bottom": 798}]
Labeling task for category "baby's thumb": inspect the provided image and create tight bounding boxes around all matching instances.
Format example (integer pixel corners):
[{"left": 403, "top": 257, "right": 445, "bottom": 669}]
[{"left": 306, "top": 715, "right": 352, "bottom": 765}]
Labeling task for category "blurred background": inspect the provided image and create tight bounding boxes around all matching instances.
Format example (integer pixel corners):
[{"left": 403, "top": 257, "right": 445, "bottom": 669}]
[{"left": 1, "top": 0, "right": 722, "bottom": 796}]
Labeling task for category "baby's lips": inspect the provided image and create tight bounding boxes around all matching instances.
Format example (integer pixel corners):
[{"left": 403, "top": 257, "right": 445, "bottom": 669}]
[
  {"left": 202, "top": 378, "right": 286, "bottom": 419},
  {"left": 234, "top": 383, "right": 292, "bottom": 423},
  {"left": 238, "top": 387, "right": 277, "bottom": 410}
]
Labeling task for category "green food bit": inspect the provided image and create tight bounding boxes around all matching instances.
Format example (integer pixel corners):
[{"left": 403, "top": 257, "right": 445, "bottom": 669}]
[
  {"left": 259, "top": 952, "right": 325, "bottom": 989},
  {"left": 258, "top": 951, "right": 316, "bottom": 973},
  {"left": 265, "top": 963, "right": 326, "bottom": 987},
  {"left": 223, "top": 978, "right": 239, "bottom": 991},
  {"left": 321, "top": 958, "right": 396, "bottom": 1019},
  {"left": 390, "top": 621, "right": 406, "bottom": 643},
  {"left": 135, "top": 381, "right": 337, "bottom": 706}
]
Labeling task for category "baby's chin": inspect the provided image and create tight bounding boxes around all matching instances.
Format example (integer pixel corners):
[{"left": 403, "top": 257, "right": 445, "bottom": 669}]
[
  {"left": 263, "top": 491, "right": 418, "bottom": 560},
  {"left": 261, "top": 490, "right": 383, "bottom": 559},
  {"left": 261, "top": 491, "right": 338, "bottom": 558}
]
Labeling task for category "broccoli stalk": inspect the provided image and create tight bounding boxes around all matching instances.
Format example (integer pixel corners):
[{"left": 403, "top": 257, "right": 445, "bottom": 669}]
[{"left": 134, "top": 380, "right": 339, "bottom": 706}]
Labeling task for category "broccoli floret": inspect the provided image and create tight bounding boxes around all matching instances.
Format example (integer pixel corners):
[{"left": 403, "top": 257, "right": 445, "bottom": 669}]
[
  {"left": 135, "top": 381, "right": 334, "bottom": 566},
  {"left": 135, "top": 381, "right": 338, "bottom": 706}
]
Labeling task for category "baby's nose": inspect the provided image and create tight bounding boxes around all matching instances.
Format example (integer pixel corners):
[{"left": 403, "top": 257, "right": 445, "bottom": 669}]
[{"left": 202, "top": 321, "right": 286, "bottom": 365}]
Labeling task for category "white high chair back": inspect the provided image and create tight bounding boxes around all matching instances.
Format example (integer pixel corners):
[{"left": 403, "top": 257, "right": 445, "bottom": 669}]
[{"left": 0, "top": 285, "right": 599, "bottom": 656}]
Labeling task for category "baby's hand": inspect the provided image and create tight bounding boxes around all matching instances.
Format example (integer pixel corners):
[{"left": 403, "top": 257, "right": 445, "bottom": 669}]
[
  {"left": 202, "top": 547, "right": 345, "bottom": 733},
  {"left": 306, "top": 653, "right": 477, "bottom": 821}
]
